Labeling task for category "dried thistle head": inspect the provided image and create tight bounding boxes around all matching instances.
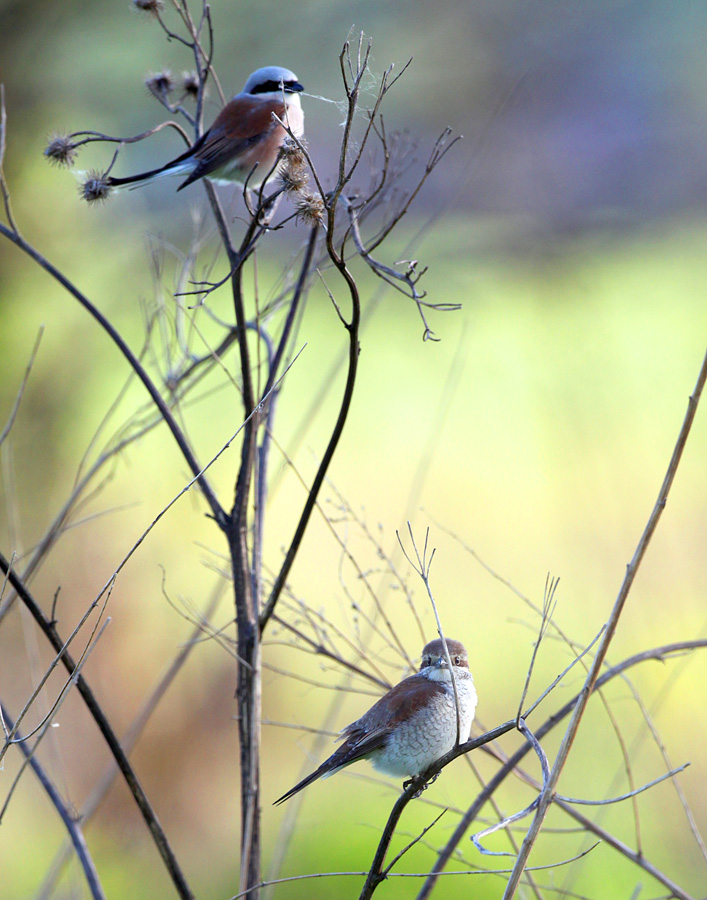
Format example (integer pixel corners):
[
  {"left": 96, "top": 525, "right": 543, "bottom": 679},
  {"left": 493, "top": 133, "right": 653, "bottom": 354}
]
[
  {"left": 278, "top": 136, "right": 310, "bottom": 193},
  {"left": 181, "top": 71, "right": 200, "bottom": 98},
  {"left": 79, "top": 171, "right": 113, "bottom": 203},
  {"left": 132, "top": 0, "right": 165, "bottom": 15},
  {"left": 279, "top": 164, "right": 309, "bottom": 194},
  {"left": 295, "top": 192, "right": 325, "bottom": 228},
  {"left": 145, "top": 70, "right": 174, "bottom": 100},
  {"left": 44, "top": 134, "right": 78, "bottom": 167},
  {"left": 280, "top": 136, "right": 307, "bottom": 170}
]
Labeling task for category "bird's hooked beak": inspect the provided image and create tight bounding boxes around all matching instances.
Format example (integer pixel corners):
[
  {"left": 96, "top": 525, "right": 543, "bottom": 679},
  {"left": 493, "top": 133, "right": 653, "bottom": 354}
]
[{"left": 435, "top": 655, "right": 449, "bottom": 669}]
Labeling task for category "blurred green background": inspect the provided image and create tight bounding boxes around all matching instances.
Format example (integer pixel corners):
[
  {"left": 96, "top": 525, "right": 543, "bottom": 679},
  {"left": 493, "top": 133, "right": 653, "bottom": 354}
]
[{"left": 2, "top": 1, "right": 707, "bottom": 898}]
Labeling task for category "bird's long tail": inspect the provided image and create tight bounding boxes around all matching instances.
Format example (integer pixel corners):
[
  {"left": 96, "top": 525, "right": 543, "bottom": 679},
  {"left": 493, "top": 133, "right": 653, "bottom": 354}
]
[
  {"left": 107, "top": 157, "right": 197, "bottom": 190},
  {"left": 272, "top": 764, "right": 330, "bottom": 806}
]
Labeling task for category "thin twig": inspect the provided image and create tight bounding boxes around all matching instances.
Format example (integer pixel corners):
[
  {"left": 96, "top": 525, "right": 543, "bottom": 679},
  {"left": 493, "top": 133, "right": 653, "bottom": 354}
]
[
  {"left": 397, "top": 524, "right": 461, "bottom": 749},
  {"left": 0, "top": 85, "right": 19, "bottom": 232},
  {"left": 516, "top": 575, "right": 559, "bottom": 720},
  {"left": 0, "top": 551, "right": 194, "bottom": 900},
  {"left": 382, "top": 810, "right": 447, "bottom": 877},
  {"left": 1, "top": 706, "right": 107, "bottom": 900},
  {"left": 35, "top": 579, "right": 227, "bottom": 898},
  {"left": 556, "top": 763, "right": 690, "bottom": 806},
  {"left": 0, "top": 326, "right": 44, "bottom": 448},
  {"left": 522, "top": 626, "right": 605, "bottom": 719},
  {"left": 471, "top": 719, "right": 549, "bottom": 856}
]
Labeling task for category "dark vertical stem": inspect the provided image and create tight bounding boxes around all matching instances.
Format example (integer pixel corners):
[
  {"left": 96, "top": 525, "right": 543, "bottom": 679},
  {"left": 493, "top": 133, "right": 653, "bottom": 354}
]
[{"left": 228, "top": 252, "right": 261, "bottom": 895}]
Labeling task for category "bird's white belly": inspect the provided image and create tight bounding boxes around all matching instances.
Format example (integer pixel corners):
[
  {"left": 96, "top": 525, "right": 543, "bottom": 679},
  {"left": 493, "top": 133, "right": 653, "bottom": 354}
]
[{"left": 371, "top": 678, "right": 477, "bottom": 777}]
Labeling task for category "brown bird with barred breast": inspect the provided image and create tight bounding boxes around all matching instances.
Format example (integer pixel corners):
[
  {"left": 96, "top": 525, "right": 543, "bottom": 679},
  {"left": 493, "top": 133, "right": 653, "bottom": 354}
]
[{"left": 274, "top": 638, "right": 477, "bottom": 804}]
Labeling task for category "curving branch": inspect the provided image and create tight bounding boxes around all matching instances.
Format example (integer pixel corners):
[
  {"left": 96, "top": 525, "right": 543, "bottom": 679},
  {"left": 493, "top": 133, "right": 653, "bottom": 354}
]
[
  {"left": 0, "top": 223, "right": 227, "bottom": 532},
  {"left": 0, "top": 551, "right": 195, "bottom": 900},
  {"left": 1, "top": 705, "right": 106, "bottom": 900}
]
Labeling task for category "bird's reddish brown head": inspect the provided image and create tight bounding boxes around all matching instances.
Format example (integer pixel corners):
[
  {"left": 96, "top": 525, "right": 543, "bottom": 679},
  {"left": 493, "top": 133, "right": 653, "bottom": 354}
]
[{"left": 420, "top": 638, "right": 469, "bottom": 670}]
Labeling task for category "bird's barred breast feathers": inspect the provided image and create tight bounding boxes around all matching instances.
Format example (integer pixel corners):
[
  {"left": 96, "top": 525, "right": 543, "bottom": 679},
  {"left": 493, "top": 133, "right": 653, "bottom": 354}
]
[{"left": 273, "top": 637, "right": 477, "bottom": 803}]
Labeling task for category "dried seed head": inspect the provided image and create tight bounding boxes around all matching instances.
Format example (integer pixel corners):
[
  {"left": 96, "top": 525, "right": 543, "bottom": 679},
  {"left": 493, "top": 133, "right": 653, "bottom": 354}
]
[
  {"left": 280, "top": 136, "right": 307, "bottom": 168},
  {"left": 44, "top": 134, "right": 78, "bottom": 167},
  {"left": 279, "top": 164, "right": 309, "bottom": 194},
  {"left": 79, "top": 171, "right": 113, "bottom": 203},
  {"left": 279, "top": 137, "right": 309, "bottom": 193},
  {"left": 295, "top": 192, "right": 325, "bottom": 228},
  {"left": 132, "top": 0, "right": 165, "bottom": 15},
  {"left": 181, "top": 71, "right": 200, "bottom": 98},
  {"left": 145, "top": 70, "right": 174, "bottom": 99}
]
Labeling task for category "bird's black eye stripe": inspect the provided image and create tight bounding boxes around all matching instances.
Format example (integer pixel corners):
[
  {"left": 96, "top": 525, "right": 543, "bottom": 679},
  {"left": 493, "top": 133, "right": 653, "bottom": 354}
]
[{"left": 252, "top": 79, "right": 304, "bottom": 95}]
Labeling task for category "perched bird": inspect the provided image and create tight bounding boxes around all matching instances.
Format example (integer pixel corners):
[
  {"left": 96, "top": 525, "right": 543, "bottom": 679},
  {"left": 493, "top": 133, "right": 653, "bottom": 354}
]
[
  {"left": 274, "top": 638, "right": 477, "bottom": 804},
  {"left": 107, "top": 66, "right": 304, "bottom": 192}
]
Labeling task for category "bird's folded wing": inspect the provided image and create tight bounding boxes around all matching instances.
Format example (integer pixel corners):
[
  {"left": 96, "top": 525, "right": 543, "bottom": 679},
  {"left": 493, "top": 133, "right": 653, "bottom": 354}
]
[
  {"left": 188, "top": 99, "right": 287, "bottom": 180},
  {"left": 339, "top": 674, "right": 447, "bottom": 737},
  {"left": 329, "top": 725, "right": 390, "bottom": 767}
]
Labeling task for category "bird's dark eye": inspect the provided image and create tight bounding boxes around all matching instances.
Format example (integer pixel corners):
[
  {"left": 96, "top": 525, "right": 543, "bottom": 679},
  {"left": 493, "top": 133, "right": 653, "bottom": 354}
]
[
  {"left": 423, "top": 657, "right": 430, "bottom": 667},
  {"left": 454, "top": 656, "right": 461, "bottom": 665}
]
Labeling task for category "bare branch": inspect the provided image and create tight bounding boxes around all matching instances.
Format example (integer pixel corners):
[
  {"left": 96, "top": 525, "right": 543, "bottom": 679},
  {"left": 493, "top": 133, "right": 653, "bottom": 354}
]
[
  {"left": 522, "top": 625, "right": 605, "bottom": 719},
  {"left": 0, "top": 551, "right": 195, "bottom": 900},
  {"left": 0, "top": 221, "right": 227, "bottom": 530},
  {"left": 382, "top": 810, "right": 447, "bottom": 877},
  {"left": 556, "top": 763, "right": 690, "bottom": 806},
  {"left": 471, "top": 719, "right": 549, "bottom": 857},
  {"left": 1, "top": 705, "right": 106, "bottom": 900},
  {"left": 0, "top": 85, "right": 19, "bottom": 232}
]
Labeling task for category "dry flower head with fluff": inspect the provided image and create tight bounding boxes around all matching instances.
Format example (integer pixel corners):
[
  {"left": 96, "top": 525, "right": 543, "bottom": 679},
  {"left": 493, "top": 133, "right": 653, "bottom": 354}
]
[
  {"left": 280, "top": 164, "right": 309, "bottom": 194},
  {"left": 145, "top": 71, "right": 175, "bottom": 100},
  {"left": 181, "top": 71, "right": 200, "bottom": 98},
  {"left": 132, "top": 0, "right": 165, "bottom": 15},
  {"left": 80, "top": 171, "right": 113, "bottom": 203},
  {"left": 44, "top": 134, "right": 79, "bottom": 168},
  {"left": 295, "top": 192, "right": 325, "bottom": 227}
]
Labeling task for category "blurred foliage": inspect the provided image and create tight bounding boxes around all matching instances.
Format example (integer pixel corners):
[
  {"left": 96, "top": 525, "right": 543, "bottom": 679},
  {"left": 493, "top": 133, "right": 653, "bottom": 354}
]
[{"left": 1, "top": 1, "right": 707, "bottom": 899}]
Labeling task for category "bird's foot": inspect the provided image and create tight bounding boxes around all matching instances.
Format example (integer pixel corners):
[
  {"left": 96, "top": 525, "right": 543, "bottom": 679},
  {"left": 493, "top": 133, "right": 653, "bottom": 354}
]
[{"left": 403, "top": 771, "right": 439, "bottom": 798}]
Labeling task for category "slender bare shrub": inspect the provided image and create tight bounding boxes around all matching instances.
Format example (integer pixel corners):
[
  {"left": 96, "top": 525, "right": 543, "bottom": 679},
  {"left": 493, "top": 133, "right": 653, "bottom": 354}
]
[{"left": 1, "top": 4, "right": 706, "bottom": 900}]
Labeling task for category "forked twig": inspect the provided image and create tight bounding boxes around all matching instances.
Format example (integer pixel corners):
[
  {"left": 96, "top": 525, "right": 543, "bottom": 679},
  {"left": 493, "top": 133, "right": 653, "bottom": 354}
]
[
  {"left": 396, "top": 524, "right": 462, "bottom": 749},
  {"left": 516, "top": 574, "right": 560, "bottom": 720}
]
